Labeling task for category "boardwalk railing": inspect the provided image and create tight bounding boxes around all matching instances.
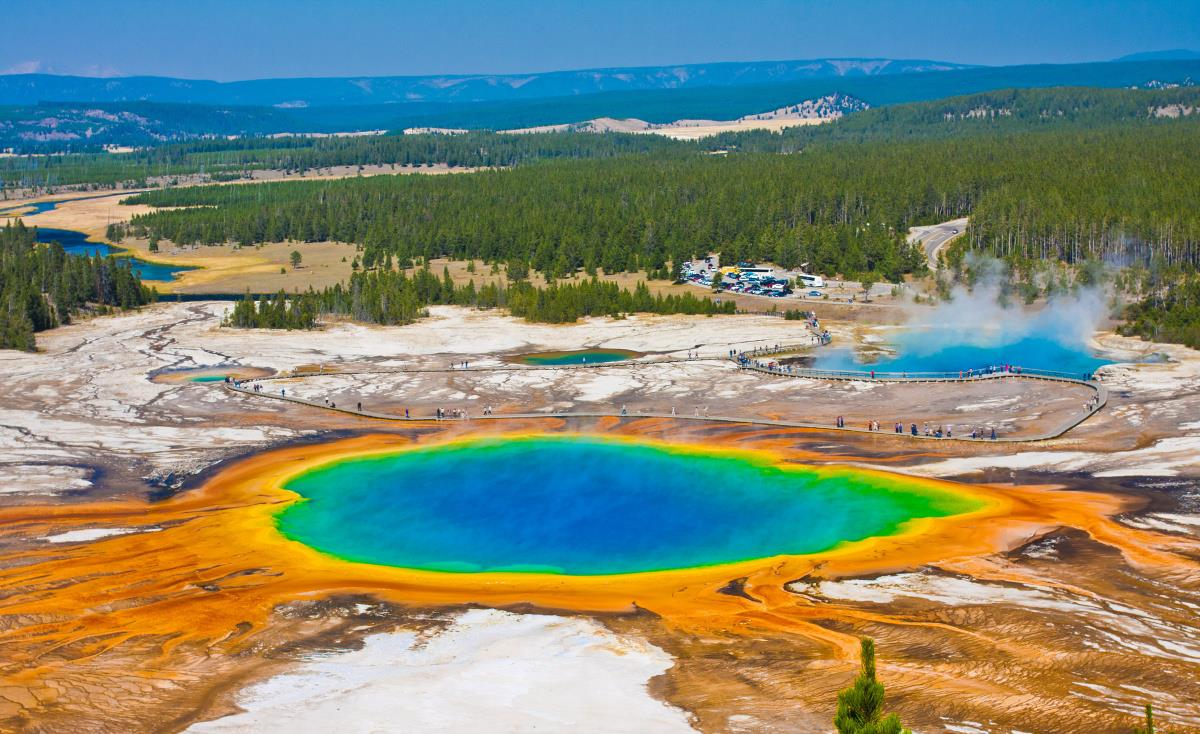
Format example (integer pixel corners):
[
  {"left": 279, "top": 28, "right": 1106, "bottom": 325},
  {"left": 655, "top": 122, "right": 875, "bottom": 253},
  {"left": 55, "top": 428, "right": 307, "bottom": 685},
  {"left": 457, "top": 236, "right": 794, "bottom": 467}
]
[
  {"left": 221, "top": 351, "right": 1109, "bottom": 443},
  {"left": 735, "top": 360, "right": 1097, "bottom": 383}
]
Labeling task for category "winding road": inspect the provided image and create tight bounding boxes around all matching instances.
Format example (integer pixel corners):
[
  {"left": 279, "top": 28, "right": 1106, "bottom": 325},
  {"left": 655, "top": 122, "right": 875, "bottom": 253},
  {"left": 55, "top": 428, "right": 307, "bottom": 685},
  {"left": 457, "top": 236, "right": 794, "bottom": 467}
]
[{"left": 909, "top": 217, "right": 969, "bottom": 271}]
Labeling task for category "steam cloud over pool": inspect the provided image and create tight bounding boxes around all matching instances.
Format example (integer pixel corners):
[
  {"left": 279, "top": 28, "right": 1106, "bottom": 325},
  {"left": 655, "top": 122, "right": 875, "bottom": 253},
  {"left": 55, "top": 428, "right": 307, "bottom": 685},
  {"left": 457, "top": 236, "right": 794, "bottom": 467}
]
[
  {"left": 276, "top": 437, "right": 981, "bottom": 575},
  {"left": 816, "top": 334, "right": 1110, "bottom": 376},
  {"left": 817, "top": 286, "right": 1112, "bottom": 376}
]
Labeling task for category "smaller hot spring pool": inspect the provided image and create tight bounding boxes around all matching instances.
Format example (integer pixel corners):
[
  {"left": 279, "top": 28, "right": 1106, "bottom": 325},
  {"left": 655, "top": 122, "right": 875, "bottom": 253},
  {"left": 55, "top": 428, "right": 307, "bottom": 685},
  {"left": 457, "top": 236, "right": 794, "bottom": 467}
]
[
  {"left": 189, "top": 375, "right": 229, "bottom": 383},
  {"left": 817, "top": 335, "right": 1111, "bottom": 378},
  {"left": 150, "top": 366, "right": 273, "bottom": 385},
  {"left": 813, "top": 296, "right": 1118, "bottom": 378},
  {"left": 514, "top": 349, "right": 640, "bottom": 366},
  {"left": 816, "top": 331, "right": 1113, "bottom": 378}
]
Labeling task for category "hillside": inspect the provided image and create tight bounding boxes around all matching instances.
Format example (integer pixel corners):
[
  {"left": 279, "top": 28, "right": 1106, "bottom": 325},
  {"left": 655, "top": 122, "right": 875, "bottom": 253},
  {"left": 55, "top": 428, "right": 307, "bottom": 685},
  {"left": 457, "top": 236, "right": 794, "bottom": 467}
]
[
  {"left": 0, "top": 101, "right": 306, "bottom": 151},
  {"left": 0, "top": 58, "right": 971, "bottom": 107},
  {"left": 121, "top": 118, "right": 1200, "bottom": 282},
  {"left": 502, "top": 94, "right": 868, "bottom": 138},
  {"left": 2, "top": 58, "right": 1199, "bottom": 152},
  {"left": 1115, "top": 49, "right": 1200, "bottom": 62},
  {"left": 3, "top": 85, "right": 1196, "bottom": 191},
  {"left": 712, "top": 85, "right": 1200, "bottom": 149}
]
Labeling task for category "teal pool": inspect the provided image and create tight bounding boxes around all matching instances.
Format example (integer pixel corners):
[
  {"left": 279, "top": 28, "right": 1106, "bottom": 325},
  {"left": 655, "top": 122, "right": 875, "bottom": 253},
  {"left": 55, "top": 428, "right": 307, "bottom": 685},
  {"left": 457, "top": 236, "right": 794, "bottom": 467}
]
[
  {"left": 275, "top": 436, "right": 981, "bottom": 576},
  {"left": 189, "top": 375, "right": 228, "bottom": 383},
  {"left": 516, "top": 349, "right": 640, "bottom": 366}
]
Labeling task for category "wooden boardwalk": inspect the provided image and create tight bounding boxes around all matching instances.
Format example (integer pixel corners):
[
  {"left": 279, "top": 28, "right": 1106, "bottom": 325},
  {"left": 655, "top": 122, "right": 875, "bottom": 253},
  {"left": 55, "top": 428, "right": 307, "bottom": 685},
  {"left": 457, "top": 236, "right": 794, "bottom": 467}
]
[{"left": 222, "top": 350, "right": 1107, "bottom": 443}]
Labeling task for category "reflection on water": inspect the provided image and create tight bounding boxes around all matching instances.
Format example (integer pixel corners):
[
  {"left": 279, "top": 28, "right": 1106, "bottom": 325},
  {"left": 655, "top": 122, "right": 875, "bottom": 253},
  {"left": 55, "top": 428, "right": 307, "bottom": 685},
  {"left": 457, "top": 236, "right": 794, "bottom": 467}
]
[
  {"left": 33, "top": 227, "right": 193, "bottom": 282},
  {"left": 1, "top": 195, "right": 192, "bottom": 282}
]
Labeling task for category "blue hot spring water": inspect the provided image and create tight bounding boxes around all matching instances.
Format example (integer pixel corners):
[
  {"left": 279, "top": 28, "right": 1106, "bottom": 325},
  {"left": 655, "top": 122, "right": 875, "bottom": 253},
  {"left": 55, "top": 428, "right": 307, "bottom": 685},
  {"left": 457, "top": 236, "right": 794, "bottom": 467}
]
[
  {"left": 518, "top": 349, "right": 638, "bottom": 366},
  {"left": 275, "top": 436, "right": 980, "bottom": 576},
  {"left": 815, "top": 313, "right": 1112, "bottom": 377}
]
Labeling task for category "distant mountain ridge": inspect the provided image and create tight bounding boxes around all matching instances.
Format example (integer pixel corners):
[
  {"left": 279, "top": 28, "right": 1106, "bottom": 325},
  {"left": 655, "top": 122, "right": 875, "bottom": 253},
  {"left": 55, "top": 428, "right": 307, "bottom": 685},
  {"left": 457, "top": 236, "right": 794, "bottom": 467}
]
[
  {"left": 1115, "top": 49, "right": 1200, "bottom": 62},
  {"left": 500, "top": 94, "right": 870, "bottom": 137},
  {"left": 0, "top": 58, "right": 973, "bottom": 107},
  {"left": 3, "top": 58, "right": 1200, "bottom": 152}
]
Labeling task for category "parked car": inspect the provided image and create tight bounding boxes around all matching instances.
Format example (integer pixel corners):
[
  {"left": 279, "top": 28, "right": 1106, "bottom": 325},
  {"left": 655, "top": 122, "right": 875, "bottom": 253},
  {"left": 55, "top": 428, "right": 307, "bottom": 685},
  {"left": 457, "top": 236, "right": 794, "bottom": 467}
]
[{"left": 808, "top": 290, "right": 823, "bottom": 297}]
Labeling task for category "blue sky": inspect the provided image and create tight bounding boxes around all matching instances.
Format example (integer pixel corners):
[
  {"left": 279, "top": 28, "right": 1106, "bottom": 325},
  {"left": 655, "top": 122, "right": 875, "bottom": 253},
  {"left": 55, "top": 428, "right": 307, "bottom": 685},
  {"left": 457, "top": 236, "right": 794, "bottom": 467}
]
[{"left": 11, "top": 0, "right": 1200, "bottom": 80}]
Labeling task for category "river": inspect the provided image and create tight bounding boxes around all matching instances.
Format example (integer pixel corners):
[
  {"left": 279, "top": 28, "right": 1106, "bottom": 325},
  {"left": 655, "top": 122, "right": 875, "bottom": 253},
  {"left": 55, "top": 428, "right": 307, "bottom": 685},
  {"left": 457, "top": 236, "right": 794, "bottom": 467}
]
[{"left": 0, "top": 194, "right": 193, "bottom": 282}]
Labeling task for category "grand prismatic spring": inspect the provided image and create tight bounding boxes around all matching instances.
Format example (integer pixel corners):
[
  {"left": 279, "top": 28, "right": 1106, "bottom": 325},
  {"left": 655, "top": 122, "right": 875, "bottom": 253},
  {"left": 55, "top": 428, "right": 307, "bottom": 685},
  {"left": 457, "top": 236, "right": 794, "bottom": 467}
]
[{"left": 276, "top": 436, "right": 983, "bottom": 575}]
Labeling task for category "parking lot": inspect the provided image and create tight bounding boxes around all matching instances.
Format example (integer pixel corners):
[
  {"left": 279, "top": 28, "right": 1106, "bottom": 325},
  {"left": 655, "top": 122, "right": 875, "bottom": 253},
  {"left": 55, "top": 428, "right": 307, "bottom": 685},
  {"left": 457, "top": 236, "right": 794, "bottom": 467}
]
[
  {"left": 681, "top": 256, "right": 800, "bottom": 299},
  {"left": 681, "top": 254, "right": 899, "bottom": 307}
]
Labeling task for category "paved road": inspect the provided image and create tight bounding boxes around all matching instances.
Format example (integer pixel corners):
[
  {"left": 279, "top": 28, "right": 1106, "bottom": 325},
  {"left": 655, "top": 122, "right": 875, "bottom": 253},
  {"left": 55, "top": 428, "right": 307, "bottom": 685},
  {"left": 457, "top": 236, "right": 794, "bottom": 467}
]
[{"left": 908, "top": 217, "right": 969, "bottom": 271}]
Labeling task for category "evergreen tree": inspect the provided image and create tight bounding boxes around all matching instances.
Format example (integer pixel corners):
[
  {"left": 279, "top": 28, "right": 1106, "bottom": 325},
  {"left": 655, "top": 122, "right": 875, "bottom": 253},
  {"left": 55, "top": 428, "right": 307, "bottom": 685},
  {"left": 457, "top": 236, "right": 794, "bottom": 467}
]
[
  {"left": 834, "top": 638, "right": 911, "bottom": 734},
  {"left": 0, "top": 221, "right": 154, "bottom": 351},
  {"left": 124, "top": 117, "right": 1200, "bottom": 286},
  {"left": 1132, "top": 703, "right": 1155, "bottom": 734},
  {"left": 2, "top": 291, "right": 36, "bottom": 352}
]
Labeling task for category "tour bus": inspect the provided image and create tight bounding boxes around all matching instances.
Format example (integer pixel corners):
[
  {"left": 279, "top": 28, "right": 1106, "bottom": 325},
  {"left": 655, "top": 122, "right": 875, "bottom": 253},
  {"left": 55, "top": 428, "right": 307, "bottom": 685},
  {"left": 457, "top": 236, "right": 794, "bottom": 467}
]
[{"left": 796, "top": 273, "right": 826, "bottom": 288}]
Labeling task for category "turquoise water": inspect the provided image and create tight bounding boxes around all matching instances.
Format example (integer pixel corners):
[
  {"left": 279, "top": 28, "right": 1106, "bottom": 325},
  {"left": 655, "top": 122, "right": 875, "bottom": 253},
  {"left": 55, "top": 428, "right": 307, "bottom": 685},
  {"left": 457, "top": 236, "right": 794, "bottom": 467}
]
[
  {"left": 0, "top": 192, "right": 122, "bottom": 218},
  {"left": 0, "top": 200, "right": 59, "bottom": 217},
  {"left": 519, "top": 349, "right": 638, "bottom": 366},
  {"left": 1, "top": 195, "right": 192, "bottom": 282},
  {"left": 816, "top": 334, "right": 1110, "bottom": 379},
  {"left": 189, "top": 375, "right": 228, "bottom": 383},
  {"left": 276, "top": 436, "right": 979, "bottom": 575},
  {"left": 34, "top": 227, "right": 194, "bottom": 282}
]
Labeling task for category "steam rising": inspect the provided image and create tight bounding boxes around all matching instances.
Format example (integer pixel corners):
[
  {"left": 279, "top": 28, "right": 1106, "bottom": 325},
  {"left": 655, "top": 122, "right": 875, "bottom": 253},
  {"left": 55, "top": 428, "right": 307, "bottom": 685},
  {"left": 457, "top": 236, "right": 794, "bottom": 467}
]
[
  {"left": 816, "top": 278, "right": 1111, "bottom": 376},
  {"left": 897, "top": 281, "right": 1108, "bottom": 355}
]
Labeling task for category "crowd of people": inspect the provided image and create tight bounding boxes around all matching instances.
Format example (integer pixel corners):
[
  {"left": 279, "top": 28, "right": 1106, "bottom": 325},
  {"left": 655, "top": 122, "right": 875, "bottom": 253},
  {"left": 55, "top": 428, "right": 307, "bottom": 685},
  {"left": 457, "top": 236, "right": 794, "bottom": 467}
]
[{"left": 222, "top": 338, "right": 1101, "bottom": 441}]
